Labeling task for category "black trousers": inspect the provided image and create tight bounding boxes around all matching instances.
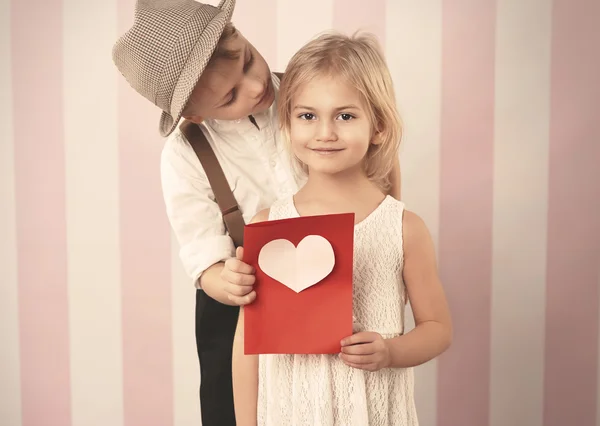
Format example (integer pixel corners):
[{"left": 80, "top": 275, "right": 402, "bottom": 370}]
[{"left": 195, "top": 289, "right": 240, "bottom": 426}]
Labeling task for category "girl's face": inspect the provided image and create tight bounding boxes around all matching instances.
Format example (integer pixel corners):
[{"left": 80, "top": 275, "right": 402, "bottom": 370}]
[{"left": 289, "top": 76, "right": 377, "bottom": 178}]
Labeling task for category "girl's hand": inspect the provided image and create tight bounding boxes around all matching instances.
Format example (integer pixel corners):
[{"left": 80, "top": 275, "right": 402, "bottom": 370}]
[{"left": 339, "top": 332, "right": 391, "bottom": 372}]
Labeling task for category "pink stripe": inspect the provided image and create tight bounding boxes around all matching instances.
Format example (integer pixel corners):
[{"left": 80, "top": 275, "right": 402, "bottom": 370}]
[
  {"left": 233, "top": 0, "right": 278, "bottom": 70},
  {"left": 437, "top": 1, "right": 496, "bottom": 425},
  {"left": 11, "top": 0, "right": 72, "bottom": 425},
  {"left": 544, "top": 0, "right": 600, "bottom": 424},
  {"left": 117, "top": 2, "right": 174, "bottom": 425},
  {"left": 333, "top": 0, "right": 386, "bottom": 45}
]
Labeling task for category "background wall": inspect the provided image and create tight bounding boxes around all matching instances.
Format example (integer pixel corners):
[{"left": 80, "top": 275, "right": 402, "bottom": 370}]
[{"left": 1, "top": 0, "right": 599, "bottom": 425}]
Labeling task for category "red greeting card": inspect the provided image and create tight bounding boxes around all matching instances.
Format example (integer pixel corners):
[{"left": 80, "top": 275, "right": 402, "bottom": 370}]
[{"left": 242, "top": 213, "right": 354, "bottom": 354}]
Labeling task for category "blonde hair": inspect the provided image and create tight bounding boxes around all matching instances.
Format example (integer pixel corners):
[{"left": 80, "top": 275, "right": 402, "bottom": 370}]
[{"left": 278, "top": 31, "right": 402, "bottom": 191}]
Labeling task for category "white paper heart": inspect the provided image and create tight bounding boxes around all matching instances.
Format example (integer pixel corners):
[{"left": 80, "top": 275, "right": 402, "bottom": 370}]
[{"left": 258, "top": 235, "right": 335, "bottom": 293}]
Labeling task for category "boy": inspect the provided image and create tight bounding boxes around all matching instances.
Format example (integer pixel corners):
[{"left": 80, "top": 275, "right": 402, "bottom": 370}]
[{"left": 112, "top": 0, "right": 401, "bottom": 424}]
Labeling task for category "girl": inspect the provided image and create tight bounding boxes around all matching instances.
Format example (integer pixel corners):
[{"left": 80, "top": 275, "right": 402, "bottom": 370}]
[{"left": 232, "top": 32, "right": 452, "bottom": 426}]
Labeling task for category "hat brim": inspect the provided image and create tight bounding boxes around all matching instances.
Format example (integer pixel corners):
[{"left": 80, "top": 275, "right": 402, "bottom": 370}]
[{"left": 159, "top": 0, "right": 235, "bottom": 137}]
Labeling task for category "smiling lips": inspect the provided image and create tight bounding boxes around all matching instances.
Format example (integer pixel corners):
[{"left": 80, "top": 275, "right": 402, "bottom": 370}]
[{"left": 310, "top": 148, "right": 344, "bottom": 155}]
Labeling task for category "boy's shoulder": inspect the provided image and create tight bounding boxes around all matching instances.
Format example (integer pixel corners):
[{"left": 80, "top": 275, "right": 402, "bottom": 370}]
[
  {"left": 162, "top": 121, "right": 194, "bottom": 157},
  {"left": 163, "top": 119, "right": 213, "bottom": 156}
]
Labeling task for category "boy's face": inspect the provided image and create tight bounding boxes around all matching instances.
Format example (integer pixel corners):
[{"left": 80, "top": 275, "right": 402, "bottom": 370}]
[{"left": 183, "top": 30, "right": 274, "bottom": 122}]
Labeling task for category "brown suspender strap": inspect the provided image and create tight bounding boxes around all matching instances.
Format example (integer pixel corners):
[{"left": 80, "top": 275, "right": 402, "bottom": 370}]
[
  {"left": 179, "top": 119, "right": 246, "bottom": 248},
  {"left": 177, "top": 72, "right": 284, "bottom": 248}
]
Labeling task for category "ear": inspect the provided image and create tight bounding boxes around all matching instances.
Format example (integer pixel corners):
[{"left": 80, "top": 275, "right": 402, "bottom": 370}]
[{"left": 371, "top": 131, "right": 384, "bottom": 145}]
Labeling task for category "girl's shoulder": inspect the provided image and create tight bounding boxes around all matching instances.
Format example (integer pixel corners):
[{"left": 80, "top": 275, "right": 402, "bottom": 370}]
[
  {"left": 386, "top": 195, "right": 406, "bottom": 211},
  {"left": 250, "top": 208, "right": 271, "bottom": 224},
  {"left": 374, "top": 194, "right": 406, "bottom": 221},
  {"left": 401, "top": 208, "right": 435, "bottom": 257},
  {"left": 401, "top": 208, "right": 423, "bottom": 231},
  {"left": 250, "top": 197, "right": 297, "bottom": 224}
]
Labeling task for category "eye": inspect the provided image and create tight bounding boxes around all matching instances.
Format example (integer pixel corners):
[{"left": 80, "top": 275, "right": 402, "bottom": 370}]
[
  {"left": 298, "top": 113, "right": 316, "bottom": 120},
  {"left": 222, "top": 89, "right": 237, "bottom": 107},
  {"left": 337, "top": 113, "right": 355, "bottom": 121}
]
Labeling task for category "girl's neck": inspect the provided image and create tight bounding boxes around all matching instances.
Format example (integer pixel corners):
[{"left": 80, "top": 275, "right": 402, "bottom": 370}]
[{"left": 294, "top": 168, "right": 385, "bottom": 218}]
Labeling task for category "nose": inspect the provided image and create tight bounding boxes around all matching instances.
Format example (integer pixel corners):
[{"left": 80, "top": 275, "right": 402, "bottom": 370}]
[
  {"left": 316, "top": 120, "right": 338, "bottom": 142},
  {"left": 243, "top": 77, "right": 265, "bottom": 100}
]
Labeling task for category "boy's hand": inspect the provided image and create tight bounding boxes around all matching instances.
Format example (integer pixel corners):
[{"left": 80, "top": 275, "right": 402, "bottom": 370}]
[
  {"left": 339, "top": 332, "right": 391, "bottom": 372},
  {"left": 221, "top": 247, "right": 256, "bottom": 305}
]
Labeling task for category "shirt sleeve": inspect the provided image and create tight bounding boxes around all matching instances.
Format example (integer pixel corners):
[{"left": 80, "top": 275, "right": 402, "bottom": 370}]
[{"left": 160, "top": 130, "right": 235, "bottom": 286}]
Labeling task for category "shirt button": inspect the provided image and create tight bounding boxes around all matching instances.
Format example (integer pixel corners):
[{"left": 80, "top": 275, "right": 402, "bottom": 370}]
[{"left": 270, "top": 158, "right": 277, "bottom": 168}]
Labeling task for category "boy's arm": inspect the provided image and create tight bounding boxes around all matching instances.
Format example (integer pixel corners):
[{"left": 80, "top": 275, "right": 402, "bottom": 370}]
[
  {"left": 232, "top": 307, "right": 258, "bottom": 426},
  {"left": 161, "top": 130, "right": 239, "bottom": 303},
  {"left": 199, "top": 263, "right": 232, "bottom": 305},
  {"left": 388, "top": 156, "right": 402, "bottom": 200},
  {"left": 231, "top": 209, "right": 269, "bottom": 425},
  {"left": 200, "top": 260, "right": 254, "bottom": 305}
]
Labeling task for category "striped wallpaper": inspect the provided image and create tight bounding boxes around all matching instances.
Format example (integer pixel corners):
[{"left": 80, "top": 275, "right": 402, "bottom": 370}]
[{"left": 1, "top": 0, "right": 599, "bottom": 425}]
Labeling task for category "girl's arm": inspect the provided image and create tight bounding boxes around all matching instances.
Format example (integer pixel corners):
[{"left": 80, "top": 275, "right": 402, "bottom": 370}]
[
  {"left": 232, "top": 307, "right": 258, "bottom": 426},
  {"left": 232, "top": 208, "right": 270, "bottom": 425},
  {"left": 339, "top": 209, "right": 452, "bottom": 370},
  {"left": 385, "top": 210, "right": 452, "bottom": 367}
]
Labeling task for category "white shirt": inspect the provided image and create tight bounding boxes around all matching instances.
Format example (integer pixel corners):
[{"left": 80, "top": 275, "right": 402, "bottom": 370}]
[{"left": 160, "top": 75, "right": 303, "bottom": 287}]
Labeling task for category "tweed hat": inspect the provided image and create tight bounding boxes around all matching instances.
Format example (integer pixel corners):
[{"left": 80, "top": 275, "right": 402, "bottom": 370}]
[{"left": 112, "top": 0, "right": 235, "bottom": 136}]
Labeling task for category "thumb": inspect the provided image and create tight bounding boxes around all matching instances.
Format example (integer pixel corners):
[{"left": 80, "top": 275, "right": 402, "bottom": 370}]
[{"left": 236, "top": 246, "right": 244, "bottom": 261}]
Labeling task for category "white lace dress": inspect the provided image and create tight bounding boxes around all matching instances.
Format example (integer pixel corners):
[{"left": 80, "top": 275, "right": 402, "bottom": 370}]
[{"left": 256, "top": 195, "right": 418, "bottom": 426}]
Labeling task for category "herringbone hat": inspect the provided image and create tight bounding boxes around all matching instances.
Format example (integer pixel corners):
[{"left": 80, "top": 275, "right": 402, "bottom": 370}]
[{"left": 112, "top": 0, "right": 235, "bottom": 136}]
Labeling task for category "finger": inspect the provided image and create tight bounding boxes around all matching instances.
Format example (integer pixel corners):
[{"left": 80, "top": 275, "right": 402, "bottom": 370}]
[
  {"left": 340, "top": 342, "right": 376, "bottom": 355},
  {"left": 221, "top": 268, "right": 256, "bottom": 285},
  {"left": 224, "top": 257, "right": 255, "bottom": 275},
  {"left": 228, "top": 290, "right": 256, "bottom": 306},
  {"left": 340, "top": 353, "right": 376, "bottom": 365},
  {"left": 225, "top": 282, "right": 254, "bottom": 297},
  {"left": 236, "top": 246, "right": 244, "bottom": 261},
  {"left": 341, "top": 360, "right": 378, "bottom": 372},
  {"left": 341, "top": 332, "right": 379, "bottom": 347},
  {"left": 222, "top": 269, "right": 256, "bottom": 288}
]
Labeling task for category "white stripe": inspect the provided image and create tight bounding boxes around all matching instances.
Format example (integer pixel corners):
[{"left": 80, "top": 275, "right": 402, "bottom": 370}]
[
  {"left": 172, "top": 232, "right": 201, "bottom": 425},
  {"left": 0, "top": 1, "right": 22, "bottom": 425},
  {"left": 490, "top": 2, "right": 551, "bottom": 425},
  {"left": 386, "top": 2, "right": 442, "bottom": 425},
  {"left": 276, "top": 0, "right": 334, "bottom": 71},
  {"left": 63, "top": 3, "right": 123, "bottom": 426}
]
